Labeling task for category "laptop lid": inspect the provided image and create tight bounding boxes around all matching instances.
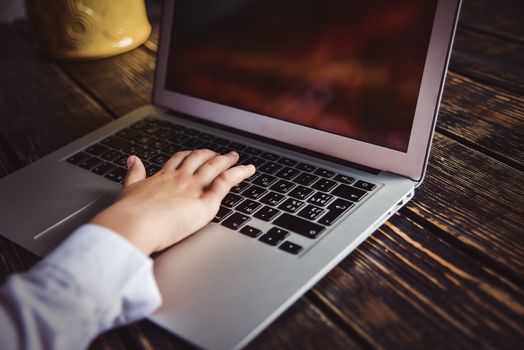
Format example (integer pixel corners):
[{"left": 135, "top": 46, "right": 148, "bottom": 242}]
[{"left": 153, "top": 0, "right": 461, "bottom": 181}]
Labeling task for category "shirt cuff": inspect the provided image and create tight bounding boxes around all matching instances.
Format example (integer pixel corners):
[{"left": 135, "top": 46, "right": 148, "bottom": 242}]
[{"left": 36, "top": 224, "right": 162, "bottom": 329}]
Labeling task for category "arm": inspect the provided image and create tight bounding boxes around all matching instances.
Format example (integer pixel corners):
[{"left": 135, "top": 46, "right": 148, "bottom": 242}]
[{"left": 0, "top": 150, "right": 255, "bottom": 349}]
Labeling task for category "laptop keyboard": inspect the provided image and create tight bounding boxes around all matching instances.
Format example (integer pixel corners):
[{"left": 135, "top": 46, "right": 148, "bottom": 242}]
[{"left": 65, "top": 117, "right": 379, "bottom": 256}]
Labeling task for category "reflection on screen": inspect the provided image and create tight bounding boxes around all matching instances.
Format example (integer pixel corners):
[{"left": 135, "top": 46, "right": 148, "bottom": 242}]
[{"left": 165, "top": 0, "right": 438, "bottom": 151}]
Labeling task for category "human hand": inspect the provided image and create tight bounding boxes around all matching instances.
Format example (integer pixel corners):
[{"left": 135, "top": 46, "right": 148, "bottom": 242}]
[{"left": 90, "top": 149, "right": 255, "bottom": 255}]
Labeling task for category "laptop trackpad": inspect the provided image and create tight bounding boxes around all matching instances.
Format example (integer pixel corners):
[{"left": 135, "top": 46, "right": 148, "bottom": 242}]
[{"left": 33, "top": 193, "right": 116, "bottom": 254}]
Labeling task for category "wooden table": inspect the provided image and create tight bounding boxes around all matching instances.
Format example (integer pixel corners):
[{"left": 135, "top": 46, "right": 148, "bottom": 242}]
[{"left": 1, "top": 1, "right": 523, "bottom": 348}]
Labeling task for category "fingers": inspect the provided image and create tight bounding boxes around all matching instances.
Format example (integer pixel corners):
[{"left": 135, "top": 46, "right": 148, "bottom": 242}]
[
  {"left": 195, "top": 151, "right": 239, "bottom": 182},
  {"left": 163, "top": 150, "right": 191, "bottom": 170},
  {"left": 124, "top": 156, "right": 146, "bottom": 187},
  {"left": 204, "top": 164, "right": 256, "bottom": 203},
  {"left": 177, "top": 149, "right": 219, "bottom": 174}
]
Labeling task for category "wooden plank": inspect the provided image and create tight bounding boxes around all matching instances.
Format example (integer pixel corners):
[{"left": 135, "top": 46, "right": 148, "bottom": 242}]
[
  {"left": 407, "top": 133, "right": 524, "bottom": 280},
  {"left": 311, "top": 213, "right": 524, "bottom": 349},
  {"left": 450, "top": 28, "right": 524, "bottom": 95},
  {"left": 58, "top": 49, "right": 155, "bottom": 117},
  {"left": 0, "top": 24, "right": 113, "bottom": 167},
  {"left": 438, "top": 72, "right": 524, "bottom": 168},
  {"left": 459, "top": 0, "right": 524, "bottom": 43}
]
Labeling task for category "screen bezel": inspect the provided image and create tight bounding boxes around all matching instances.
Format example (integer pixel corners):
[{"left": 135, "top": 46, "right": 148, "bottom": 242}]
[{"left": 153, "top": 0, "right": 461, "bottom": 181}]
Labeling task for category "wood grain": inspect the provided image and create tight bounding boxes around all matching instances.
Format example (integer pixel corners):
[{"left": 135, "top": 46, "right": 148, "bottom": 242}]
[
  {"left": 459, "top": 0, "right": 524, "bottom": 43},
  {"left": 311, "top": 213, "right": 524, "bottom": 349},
  {"left": 438, "top": 72, "right": 524, "bottom": 168},
  {"left": 450, "top": 28, "right": 524, "bottom": 95},
  {"left": 0, "top": 25, "right": 113, "bottom": 168}
]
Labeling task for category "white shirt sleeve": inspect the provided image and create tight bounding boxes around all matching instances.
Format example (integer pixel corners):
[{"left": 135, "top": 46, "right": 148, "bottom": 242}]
[{"left": 0, "top": 224, "right": 162, "bottom": 350}]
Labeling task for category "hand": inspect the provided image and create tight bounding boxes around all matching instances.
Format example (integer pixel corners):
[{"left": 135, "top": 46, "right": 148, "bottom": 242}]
[{"left": 90, "top": 149, "right": 255, "bottom": 255}]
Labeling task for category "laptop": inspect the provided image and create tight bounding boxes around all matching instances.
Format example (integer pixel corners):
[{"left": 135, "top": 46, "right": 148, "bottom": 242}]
[{"left": 0, "top": 0, "right": 461, "bottom": 348}]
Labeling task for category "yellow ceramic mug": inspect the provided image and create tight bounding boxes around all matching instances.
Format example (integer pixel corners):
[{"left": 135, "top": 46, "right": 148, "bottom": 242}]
[{"left": 25, "top": 0, "right": 152, "bottom": 60}]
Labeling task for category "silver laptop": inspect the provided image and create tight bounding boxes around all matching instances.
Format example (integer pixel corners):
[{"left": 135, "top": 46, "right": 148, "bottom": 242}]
[{"left": 0, "top": 0, "right": 461, "bottom": 348}]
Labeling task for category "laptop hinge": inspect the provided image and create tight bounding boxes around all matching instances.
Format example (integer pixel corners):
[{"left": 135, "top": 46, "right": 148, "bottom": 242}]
[{"left": 167, "top": 110, "right": 382, "bottom": 176}]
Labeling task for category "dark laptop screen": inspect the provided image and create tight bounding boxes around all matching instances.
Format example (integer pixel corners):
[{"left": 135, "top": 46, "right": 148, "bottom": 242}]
[{"left": 165, "top": 0, "right": 438, "bottom": 152}]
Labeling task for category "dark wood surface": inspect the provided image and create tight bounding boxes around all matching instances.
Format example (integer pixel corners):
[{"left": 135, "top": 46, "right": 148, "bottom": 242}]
[{"left": 1, "top": 0, "right": 523, "bottom": 348}]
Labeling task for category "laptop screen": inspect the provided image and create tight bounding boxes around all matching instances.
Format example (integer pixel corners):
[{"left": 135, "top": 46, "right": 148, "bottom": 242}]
[{"left": 164, "top": 0, "right": 439, "bottom": 152}]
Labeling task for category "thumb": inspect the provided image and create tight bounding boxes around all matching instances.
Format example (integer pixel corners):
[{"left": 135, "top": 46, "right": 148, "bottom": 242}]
[{"left": 124, "top": 155, "right": 146, "bottom": 187}]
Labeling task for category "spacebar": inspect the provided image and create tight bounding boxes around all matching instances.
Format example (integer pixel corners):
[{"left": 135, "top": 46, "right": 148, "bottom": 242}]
[{"left": 273, "top": 214, "right": 326, "bottom": 239}]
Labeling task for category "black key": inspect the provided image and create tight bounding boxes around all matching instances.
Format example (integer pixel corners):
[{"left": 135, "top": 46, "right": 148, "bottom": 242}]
[
  {"left": 278, "top": 157, "right": 297, "bottom": 167},
  {"left": 142, "top": 125, "right": 160, "bottom": 135},
  {"left": 254, "top": 206, "right": 281, "bottom": 222},
  {"left": 101, "top": 150, "right": 122, "bottom": 161},
  {"left": 261, "top": 152, "right": 279, "bottom": 161},
  {"left": 293, "top": 173, "right": 318, "bottom": 186},
  {"left": 183, "top": 128, "right": 200, "bottom": 137},
  {"left": 66, "top": 152, "right": 89, "bottom": 165},
  {"left": 214, "top": 146, "right": 231, "bottom": 154},
  {"left": 113, "top": 154, "right": 129, "bottom": 167},
  {"left": 213, "top": 137, "right": 230, "bottom": 145},
  {"left": 328, "top": 198, "right": 354, "bottom": 211},
  {"left": 236, "top": 199, "right": 261, "bottom": 214},
  {"left": 298, "top": 205, "right": 325, "bottom": 220},
  {"left": 259, "top": 160, "right": 283, "bottom": 175},
  {"left": 240, "top": 226, "right": 262, "bottom": 238},
  {"left": 101, "top": 136, "right": 130, "bottom": 150},
  {"left": 182, "top": 138, "right": 203, "bottom": 149},
  {"left": 288, "top": 186, "right": 314, "bottom": 200},
  {"left": 85, "top": 144, "right": 109, "bottom": 156},
  {"left": 136, "top": 149, "right": 158, "bottom": 160},
  {"left": 274, "top": 213, "right": 326, "bottom": 239},
  {"left": 116, "top": 128, "right": 141, "bottom": 140},
  {"left": 130, "top": 120, "right": 151, "bottom": 131},
  {"left": 278, "top": 198, "right": 305, "bottom": 213},
  {"left": 149, "top": 153, "right": 170, "bottom": 165},
  {"left": 312, "top": 178, "right": 337, "bottom": 192},
  {"left": 334, "top": 174, "right": 355, "bottom": 185},
  {"left": 246, "top": 172, "right": 260, "bottom": 182},
  {"left": 222, "top": 212, "right": 250, "bottom": 230},
  {"left": 279, "top": 241, "right": 303, "bottom": 255},
  {"left": 259, "top": 227, "right": 288, "bottom": 246},
  {"left": 212, "top": 206, "right": 232, "bottom": 223},
  {"left": 229, "top": 142, "right": 246, "bottom": 151},
  {"left": 314, "top": 168, "right": 336, "bottom": 178},
  {"left": 270, "top": 179, "right": 295, "bottom": 194},
  {"left": 318, "top": 207, "right": 349, "bottom": 226},
  {"left": 242, "top": 185, "right": 267, "bottom": 200},
  {"left": 133, "top": 136, "right": 154, "bottom": 145},
  {"left": 124, "top": 144, "right": 145, "bottom": 154},
  {"left": 222, "top": 193, "right": 243, "bottom": 208},
  {"left": 275, "top": 167, "right": 300, "bottom": 180},
  {"left": 245, "top": 156, "right": 266, "bottom": 167},
  {"left": 170, "top": 124, "right": 186, "bottom": 132},
  {"left": 253, "top": 174, "right": 277, "bottom": 187},
  {"left": 146, "top": 164, "right": 162, "bottom": 177},
  {"left": 245, "top": 147, "right": 262, "bottom": 155},
  {"left": 331, "top": 184, "right": 367, "bottom": 202},
  {"left": 354, "top": 180, "right": 377, "bottom": 191},
  {"left": 296, "top": 163, "right": 316, "bottom": 172},
  {"left": 231, "top": 181, "right": 250, "bottom": 193},
  {"left": 78, "top": 157, "right": 103, "bottom": 170},
  {"left": 237, "top": 152, "right": 251, "bottom": 164},
  {"left": 91, "top": 162, "right": 115, "bottom": 176},
  {"left": 161, "top": 143, "right": 182, "bottom": 155},
  {"left": 260, "top": 192, "right": 285, "bottom": 206},
  {"left": 148, "top": 139, "right": 168, "bottom": 150},
  {"left": 307, "top": 192, "right": 334, "bottom": 206},
  {"left": 198, "top": 132, "right": 214, "bottom": 141},
  {"left": 170, "top": 134, "right": 190, "bottom": 145},
  {"left": 104, "top": 167, "right": 126, "bottom": 183}
]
